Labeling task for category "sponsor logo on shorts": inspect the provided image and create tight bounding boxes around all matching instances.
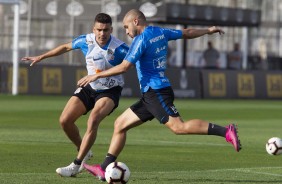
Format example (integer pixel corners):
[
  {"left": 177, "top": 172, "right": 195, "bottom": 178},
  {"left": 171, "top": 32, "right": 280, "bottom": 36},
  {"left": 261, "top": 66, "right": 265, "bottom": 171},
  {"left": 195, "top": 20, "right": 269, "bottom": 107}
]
[
  {"left": 74, "top": 87, "right": 82, "bottom": 94},
  {"left": 170, "top": 105, "right": 178, "bottom": 114}
]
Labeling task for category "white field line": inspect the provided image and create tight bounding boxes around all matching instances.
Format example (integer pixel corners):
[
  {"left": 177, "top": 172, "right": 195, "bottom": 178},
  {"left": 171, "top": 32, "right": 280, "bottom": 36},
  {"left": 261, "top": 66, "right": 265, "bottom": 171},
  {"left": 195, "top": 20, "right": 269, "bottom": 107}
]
[
  {"left": 235, "top": 169, "right": 282, "bottom": 177},
  {"left": 197, "top": 167, "right": 282, "bottom": 177},
  {"left": 128, "top": 167, "right": 282, "bottom": 177},
  {"left": 1, "top": 167, "right": 282, "bottom": 177}
]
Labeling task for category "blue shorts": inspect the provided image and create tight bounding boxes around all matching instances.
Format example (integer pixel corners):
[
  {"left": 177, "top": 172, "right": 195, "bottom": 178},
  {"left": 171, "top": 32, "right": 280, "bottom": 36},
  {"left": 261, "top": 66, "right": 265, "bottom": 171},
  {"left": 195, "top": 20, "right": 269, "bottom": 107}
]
[{"left": 130, "top": 87, "right": 180, "bottom": 124}]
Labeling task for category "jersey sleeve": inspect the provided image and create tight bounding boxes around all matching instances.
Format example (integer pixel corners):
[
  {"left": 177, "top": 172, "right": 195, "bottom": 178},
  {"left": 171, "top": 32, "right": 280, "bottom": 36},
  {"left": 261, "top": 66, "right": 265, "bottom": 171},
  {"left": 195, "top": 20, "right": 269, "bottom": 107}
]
[
  {"left": 71, "top": 35, "right": 88, "bottom": 56},
  {"left": 109, "top": 43, "right": 129, "bottom": 66},
  {"left": 162, "top": 28, "right": 183, "bottom": 41},
  {"left": 124, "top": 36, "right": 145, "bottom": 64},
  {"left": 72, "top": 35, "right": 86, "bottom": 50}
]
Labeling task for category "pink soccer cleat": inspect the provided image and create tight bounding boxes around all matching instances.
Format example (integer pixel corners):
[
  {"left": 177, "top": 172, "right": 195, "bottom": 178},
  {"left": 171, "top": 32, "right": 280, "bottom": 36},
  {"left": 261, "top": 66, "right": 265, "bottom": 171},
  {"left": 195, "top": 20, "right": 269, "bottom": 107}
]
[
  {"left": 225, "top": 124, "right": 241, "bottom": 152},
  {"left": 83, "top": 164, "right": 105, "bottom": 181}
]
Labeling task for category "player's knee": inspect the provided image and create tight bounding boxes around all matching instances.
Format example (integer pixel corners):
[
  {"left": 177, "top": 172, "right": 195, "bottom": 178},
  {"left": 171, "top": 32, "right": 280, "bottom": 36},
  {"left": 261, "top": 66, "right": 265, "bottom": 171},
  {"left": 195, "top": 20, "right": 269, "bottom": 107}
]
[
  {"left": 113, "top": 118, "right": 128, "bottom": 133},
  {"left": 168, "top": 123, "right": 184, "bottom": 135},
  {"left": 171, "top": 128, "right": 183, "bottom": 135},
  {"left": 59, "top": 115, "right": 68, "bottom": 128},
  {"left": 113, "top": 119, "right": 123, "bottom": 132},
  {"left": 59, "top": 114, "right": 76, "bottom": 129}
]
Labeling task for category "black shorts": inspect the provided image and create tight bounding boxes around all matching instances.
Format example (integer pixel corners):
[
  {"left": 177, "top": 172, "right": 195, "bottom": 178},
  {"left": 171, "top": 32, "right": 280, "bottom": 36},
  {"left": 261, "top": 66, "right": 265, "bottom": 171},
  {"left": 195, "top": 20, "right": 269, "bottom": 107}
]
[
  {"left": 73, "top": 85, "right": 122, "bottom": 114},
  {"left": 130, "top": 87, "right": 180, "bottom": 124}
]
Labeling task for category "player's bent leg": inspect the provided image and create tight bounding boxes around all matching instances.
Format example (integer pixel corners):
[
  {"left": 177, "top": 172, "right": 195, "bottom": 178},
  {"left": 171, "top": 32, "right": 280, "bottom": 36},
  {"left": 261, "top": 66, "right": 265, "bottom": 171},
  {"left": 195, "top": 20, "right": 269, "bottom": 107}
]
[
  {"left": 165, "top": 117, "right": 242, "bottom": 152},
  {"left": 165, "top": 117, "right": 209, "bottom": 135},
  {"left": 77, "top": 97, "right": 115, "bottom": 171},
  {"left": 59, "top": 96, "right": 86, "bottom": 149},
  {"left": 84, "top": 108, "right": 143, "bottom": 181},
  {"left": 108, "top": 108, "right": 144, "bottom": 156}
]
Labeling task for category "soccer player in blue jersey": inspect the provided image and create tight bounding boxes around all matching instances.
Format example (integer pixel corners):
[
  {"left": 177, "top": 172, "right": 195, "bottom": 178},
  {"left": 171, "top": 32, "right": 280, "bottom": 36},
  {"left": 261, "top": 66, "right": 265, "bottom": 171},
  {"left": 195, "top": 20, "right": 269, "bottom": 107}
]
[
  {"left": 21, "top": 13, "right": 129, "bottom": 177},
  {"left": 77, "top": 9, "right": 241, "bottom": 181}
]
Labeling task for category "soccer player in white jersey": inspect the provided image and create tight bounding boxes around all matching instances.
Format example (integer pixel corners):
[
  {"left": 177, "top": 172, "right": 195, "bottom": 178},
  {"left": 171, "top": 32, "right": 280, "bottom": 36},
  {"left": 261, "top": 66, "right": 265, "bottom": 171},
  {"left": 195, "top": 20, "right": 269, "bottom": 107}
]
[
  {"left": 21, "top": 13, "right": 129, "bottom": 177},
  {"left": 77, "top": 9, "right": 242, "bottom": 181}
]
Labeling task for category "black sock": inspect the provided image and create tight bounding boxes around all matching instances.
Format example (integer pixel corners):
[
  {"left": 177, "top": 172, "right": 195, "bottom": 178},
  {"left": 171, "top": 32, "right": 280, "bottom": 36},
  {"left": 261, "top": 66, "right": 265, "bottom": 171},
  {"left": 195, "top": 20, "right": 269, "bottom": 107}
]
[
  {"left": 73, "top": 158, "right": 82, "bottom": 165},
  {"left": 207, "top": 123, "right": 226, "bottom": 137},
  {"left": 101, "top": 153, "right": 117, "bottom": 171}
]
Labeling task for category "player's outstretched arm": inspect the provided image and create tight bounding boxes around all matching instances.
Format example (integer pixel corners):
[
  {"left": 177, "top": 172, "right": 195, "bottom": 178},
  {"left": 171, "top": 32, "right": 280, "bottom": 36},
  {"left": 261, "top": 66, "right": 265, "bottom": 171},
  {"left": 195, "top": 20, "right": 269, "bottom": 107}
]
[
  {"left": 77, "top": 60, "right": 133, "bottom": 87},
  {"left": 21, "top": 43, "right": 72, "bottom": 66},
  {"left": 182, "top": 26, "right": 225, "bottom": 39}
]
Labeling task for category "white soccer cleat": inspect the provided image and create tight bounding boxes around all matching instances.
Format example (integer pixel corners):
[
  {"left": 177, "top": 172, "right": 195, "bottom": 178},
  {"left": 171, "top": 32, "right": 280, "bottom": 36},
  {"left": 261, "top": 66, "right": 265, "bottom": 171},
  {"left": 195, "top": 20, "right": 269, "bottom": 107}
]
[
  {"left": 56, "top": 162, "right": 80, "bottom": 177},
  {"left": 78, "top": 150, "right": 93, "bottom": 172}
]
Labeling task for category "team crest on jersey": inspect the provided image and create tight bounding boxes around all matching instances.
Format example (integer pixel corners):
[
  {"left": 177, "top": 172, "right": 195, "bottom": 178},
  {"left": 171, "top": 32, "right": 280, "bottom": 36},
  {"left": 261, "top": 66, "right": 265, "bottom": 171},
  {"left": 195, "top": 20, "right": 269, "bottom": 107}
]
[
  {"left": 86, "top": 41, "right": 94, "bottom": 45},
  {"left": 108, "top": 49, "right": 114, "bottom": 60},
  {"left": 86, "top": 40, "right": 94, "bottom": 45}
]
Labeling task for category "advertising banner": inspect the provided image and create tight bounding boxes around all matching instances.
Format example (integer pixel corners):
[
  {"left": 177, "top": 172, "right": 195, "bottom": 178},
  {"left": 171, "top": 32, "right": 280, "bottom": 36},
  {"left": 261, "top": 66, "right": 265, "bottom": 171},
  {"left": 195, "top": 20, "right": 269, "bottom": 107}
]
[
  {"left": 201, "top": 70, "right": 282, "bottom": 99},
  {"left": 2, "top": 63, "right": 282, "bottom": 99}
]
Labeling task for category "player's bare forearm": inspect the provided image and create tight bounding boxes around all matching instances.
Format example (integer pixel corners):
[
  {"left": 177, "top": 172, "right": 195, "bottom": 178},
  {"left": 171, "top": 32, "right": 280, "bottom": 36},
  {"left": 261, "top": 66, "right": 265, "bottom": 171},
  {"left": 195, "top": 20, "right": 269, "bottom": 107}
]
[
  {"left": 77, "top": 60, "right": 132, "bottom": 87},
  {"left": 77, "top": 67, "right": 123, "bottom": 87},
  {"left": 39, "top": 43, "right": 72, "bottom": 60},
  {"left": 182, "top": 26, "right": 225, "bottom": 39},
  {"left": 21, "top": 43, "right": 72, "bottom": 66}
]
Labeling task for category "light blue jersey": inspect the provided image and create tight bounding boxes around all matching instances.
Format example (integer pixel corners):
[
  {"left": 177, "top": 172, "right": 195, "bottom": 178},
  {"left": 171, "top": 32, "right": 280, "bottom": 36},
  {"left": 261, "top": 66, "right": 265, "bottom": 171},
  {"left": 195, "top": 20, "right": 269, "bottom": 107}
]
[
  {"left": 72, "top": 34, "right": 128, "bottom": 66},
  {"left": 71, "top": 33, "right": 129, "bottom": 90},
  {"left": 125, "top": 26, "right": 182, "bottom": 92}
]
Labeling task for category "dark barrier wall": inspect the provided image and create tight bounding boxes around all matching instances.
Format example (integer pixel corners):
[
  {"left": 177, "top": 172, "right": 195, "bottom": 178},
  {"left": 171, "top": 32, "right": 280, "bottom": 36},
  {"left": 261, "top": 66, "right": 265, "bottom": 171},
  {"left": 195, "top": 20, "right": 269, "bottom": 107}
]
[
  {"left": 1, "top": 63, "right": 141, "bottom": 96},
  {"left": 166, "top": 68, "right": 201, "bottom": 98},
  {"left": 202, "top": 70, "right": 282, "bottom": 99},
  {"left": 2, "top": 63, "right": 80, "bottom": 95},
  {"left": 121, "top": 67, "right": 140, "bottom": 97},
  {"left": 1, "top": 63, "right": 282, "bottom": 99}
]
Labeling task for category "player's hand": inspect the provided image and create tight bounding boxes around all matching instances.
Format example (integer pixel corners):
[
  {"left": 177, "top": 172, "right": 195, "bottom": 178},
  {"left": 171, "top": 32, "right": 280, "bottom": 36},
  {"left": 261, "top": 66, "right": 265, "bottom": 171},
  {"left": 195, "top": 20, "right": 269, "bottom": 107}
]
[
  {"left": 21, "top": 56, "right": 42, "bottom": 66},
  {"left": 77, "top": 75, "right": 98, "bottom": 87},
  {"left": 208, "top": 26, "right": 225, "bottom": 35}
]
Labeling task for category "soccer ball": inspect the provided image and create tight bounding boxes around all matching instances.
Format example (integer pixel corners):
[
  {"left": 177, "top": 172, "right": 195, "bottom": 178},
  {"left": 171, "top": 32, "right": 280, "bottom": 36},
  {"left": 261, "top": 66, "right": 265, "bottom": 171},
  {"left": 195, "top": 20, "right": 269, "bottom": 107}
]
[
  {"left": 105, "top": 162, "right": 130, "bottom": 184},
  {"left": 266, "top": 137, "right": 282, "bottom": 155}
]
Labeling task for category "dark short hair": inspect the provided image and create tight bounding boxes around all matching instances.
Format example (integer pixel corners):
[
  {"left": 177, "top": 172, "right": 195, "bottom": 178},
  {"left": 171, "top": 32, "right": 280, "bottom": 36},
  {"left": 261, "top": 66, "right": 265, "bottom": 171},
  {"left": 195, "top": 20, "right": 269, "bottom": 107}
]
[{"left": 95, "top": 13, "right": 112, "bottom": 25}]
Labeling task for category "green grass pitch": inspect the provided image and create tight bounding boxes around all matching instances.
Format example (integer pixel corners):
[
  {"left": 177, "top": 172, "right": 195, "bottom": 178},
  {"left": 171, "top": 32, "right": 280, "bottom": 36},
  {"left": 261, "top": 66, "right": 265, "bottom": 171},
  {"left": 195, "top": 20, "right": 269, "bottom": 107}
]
[{"left": 1, "top": 95, "right": 282, "bottom": 184}]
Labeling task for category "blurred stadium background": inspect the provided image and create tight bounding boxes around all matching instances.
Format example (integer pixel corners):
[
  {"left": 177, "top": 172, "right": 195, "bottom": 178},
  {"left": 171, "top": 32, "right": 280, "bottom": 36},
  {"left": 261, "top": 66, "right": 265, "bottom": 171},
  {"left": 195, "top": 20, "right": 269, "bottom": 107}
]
[{"left": 1, "top": 0, "right": 282, "bottom": 99}]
